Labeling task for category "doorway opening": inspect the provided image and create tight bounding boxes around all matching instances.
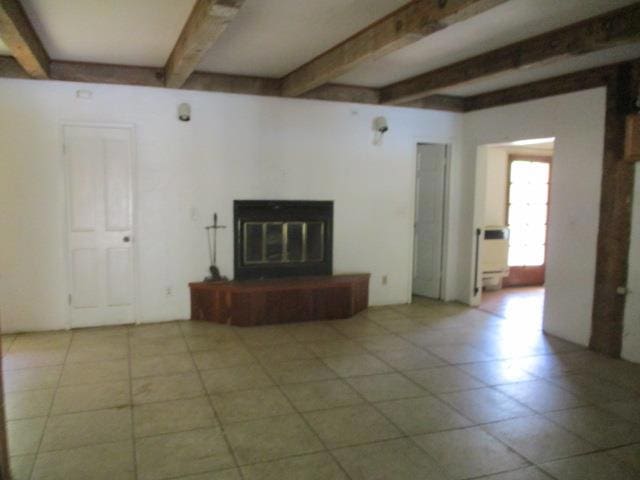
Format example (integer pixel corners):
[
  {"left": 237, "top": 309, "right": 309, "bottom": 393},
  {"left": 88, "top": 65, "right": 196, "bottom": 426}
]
[
  {"left": 412, "top": 143, "right": 449, "bottom": 301},
  {"left": 473, "top": 138, "right": 554, "bottom": 327}
]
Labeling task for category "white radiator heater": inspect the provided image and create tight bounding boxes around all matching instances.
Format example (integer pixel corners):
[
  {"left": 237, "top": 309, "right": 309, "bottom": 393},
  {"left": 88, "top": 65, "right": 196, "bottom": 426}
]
[{"left": 482, "top": 226, "right": 509, "bottom": 290}]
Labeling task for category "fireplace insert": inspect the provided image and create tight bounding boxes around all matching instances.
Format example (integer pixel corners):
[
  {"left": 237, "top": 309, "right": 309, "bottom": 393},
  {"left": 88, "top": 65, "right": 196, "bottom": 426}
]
[{"left": 234, "top": 200, "right": 333, "bottom": 280}]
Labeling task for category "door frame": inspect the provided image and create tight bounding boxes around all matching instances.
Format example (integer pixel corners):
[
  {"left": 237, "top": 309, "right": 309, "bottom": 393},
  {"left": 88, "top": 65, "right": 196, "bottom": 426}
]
[
  {"left": 470, "top": 143, "right": 555, "bottom": 306},
  {"left": 60, "top": 122, "right": 139, "bottom": 329},
  {"left": 409, "top": 141, "right": 451, "bottom": 302}
]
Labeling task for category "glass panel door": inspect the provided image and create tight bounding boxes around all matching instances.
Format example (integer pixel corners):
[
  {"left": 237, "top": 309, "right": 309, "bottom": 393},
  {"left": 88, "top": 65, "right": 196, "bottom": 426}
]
[{"left": 506, "top": 157, "right": 551, "bottom": 286}]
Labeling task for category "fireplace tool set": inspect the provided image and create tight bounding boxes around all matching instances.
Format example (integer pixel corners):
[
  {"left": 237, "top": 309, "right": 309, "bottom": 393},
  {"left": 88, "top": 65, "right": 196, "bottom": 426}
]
[{"left": 205, "top": 212, "right": 227, "bottom": 282}]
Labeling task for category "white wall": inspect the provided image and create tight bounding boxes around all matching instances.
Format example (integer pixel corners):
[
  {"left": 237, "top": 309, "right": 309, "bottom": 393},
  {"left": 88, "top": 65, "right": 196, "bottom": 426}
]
[
  {"left": 483, "top": 147, "right": 508, "bottom": 227},
  {"left": 622, "top": 164, "right": 640, "bottom": 362},
  {"left": 0, "top": 78, "right": 462, "bottom": 333},
  {"left": 461, "top": 89, "right": 607, "bottom": 346},
  {"left": 1, "top": 78, "right": 630, "bottom": 355}
]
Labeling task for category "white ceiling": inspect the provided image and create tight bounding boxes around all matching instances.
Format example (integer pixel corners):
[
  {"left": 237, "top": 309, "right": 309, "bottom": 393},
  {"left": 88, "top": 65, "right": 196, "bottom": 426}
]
[
  {"left": 198, "top": 0, "right": 408, "bottom": 77},
  {"left": 1, "top": 0, "right": 638, "bottom": 98},
  {"left": 20, "top": 0, "right": 196, "bottom": 67}
]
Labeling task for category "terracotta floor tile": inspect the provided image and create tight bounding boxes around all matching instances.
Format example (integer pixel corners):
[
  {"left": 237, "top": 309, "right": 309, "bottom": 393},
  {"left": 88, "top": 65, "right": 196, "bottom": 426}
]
[
  {"left": 304, "top": 404, "right": 401, "bottom": 448},
  {"left": 2, "top": 301, "right": 638, "bottom": 480},
  {"left": 224, "top": 414, "right": 323, "bottom": 465}
]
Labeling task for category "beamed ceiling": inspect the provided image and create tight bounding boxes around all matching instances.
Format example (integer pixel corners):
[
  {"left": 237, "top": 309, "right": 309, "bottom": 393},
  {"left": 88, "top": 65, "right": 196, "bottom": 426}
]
[{"left": 0, "top": 0, "right": 639, "bottom": 111}]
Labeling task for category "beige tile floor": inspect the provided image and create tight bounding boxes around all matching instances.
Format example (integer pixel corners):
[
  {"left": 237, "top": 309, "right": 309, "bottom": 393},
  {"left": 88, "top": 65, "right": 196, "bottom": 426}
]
[{"left": 2, "top": 298, "right": 640, "bottom": 479}]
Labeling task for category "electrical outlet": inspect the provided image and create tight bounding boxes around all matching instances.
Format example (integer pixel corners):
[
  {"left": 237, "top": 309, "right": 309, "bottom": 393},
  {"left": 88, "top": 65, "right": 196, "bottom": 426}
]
[
  {"left": 165, "top": 287, "right": 173, "bottom": 297},
  {"left": 382, "top": 275, "right": 388, "bottom": 285}
]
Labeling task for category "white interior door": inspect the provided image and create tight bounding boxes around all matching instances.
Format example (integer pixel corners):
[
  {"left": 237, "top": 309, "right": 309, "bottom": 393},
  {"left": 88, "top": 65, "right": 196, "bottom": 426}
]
[
  {"left": 413, "top": 143, "right": 447, "bottom": 299},
  {"left": 64, "top": 125, "right": 135, "bottom": 328}
]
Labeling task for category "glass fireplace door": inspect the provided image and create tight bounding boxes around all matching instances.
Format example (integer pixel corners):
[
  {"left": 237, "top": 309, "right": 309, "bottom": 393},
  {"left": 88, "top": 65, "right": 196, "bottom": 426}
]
[{"left": 243, "top": 221, "right": 325, "bottom": 265}]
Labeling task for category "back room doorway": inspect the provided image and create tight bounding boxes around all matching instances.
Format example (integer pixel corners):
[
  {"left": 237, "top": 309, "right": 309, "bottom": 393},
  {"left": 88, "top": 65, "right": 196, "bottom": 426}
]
[
  {"left": 473, "top": 138, "right": 554, "bottom": 325},
  {"left": 412, "top": 142, "right": 449, "bottom": 301}
]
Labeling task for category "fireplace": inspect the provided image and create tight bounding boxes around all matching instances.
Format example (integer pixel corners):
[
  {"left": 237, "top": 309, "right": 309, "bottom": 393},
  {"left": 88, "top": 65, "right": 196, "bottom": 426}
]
[{"left": 234, "top": 200, "right": 333, "bottom": 280}]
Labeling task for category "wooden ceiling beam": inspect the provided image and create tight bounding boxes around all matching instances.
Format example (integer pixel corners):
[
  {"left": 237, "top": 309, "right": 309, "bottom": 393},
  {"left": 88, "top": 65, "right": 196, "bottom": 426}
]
[
  {"left": 4, "top": 56, "right": 638, "bottom": 116},
  {"left": 279, "top": 0, "right": 509, "bottom": 98},
  {"left": 164, "top": 0, "right": 245, "bottom": 89},
  {"left": 403, "top": 94, "right": 466, "bottom": 112},
  {"left": 299, "top": 83, "right": 381, "bottom": 105},
  {"left": 51, "top": 60, "right": 163, "bottom": 87},
  {"left": 0, "top": 53, "right": 28, "bottom": 78},
  {"left": 0, "top": 56, "right": 465, "bottom": 111},
  {"left": 6, "top": 55, "right": 640, "bottom": 115},
  {"left": 0, "top": 0, "right": 49, "bottom": 78},
  {"left": 463, "top": 63, "right": 621, "bottom": 112},
  {"left": 381, "top": 2, "right": 640, "bottom": 105}
]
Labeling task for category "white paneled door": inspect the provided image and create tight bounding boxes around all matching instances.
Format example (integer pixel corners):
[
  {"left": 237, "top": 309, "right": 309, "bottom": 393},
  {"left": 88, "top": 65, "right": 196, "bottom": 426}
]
[
  {"left": 64, "top": 125, "right": 135, "bottom": 328},
  {"left": 413, "top": 143, "right": 448, "bottom": 299}
]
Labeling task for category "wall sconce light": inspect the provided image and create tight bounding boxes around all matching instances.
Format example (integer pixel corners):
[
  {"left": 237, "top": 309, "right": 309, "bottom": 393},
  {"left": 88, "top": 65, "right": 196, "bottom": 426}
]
[
  {"left": 76, "top": 89, "right": 92, "bottom": 99},
  {"left": 178, "top": 103, "right": 191, "bottom": 122},
  {"left": 372, "top": 116, "right": 389, "bottom": 145}
]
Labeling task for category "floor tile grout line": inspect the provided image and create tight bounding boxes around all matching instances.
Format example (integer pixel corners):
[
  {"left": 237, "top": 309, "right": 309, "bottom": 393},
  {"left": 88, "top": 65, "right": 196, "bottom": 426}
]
[
  {"left": 472, "top": 416, "right": 605, "bottom": 470},
  {"left": 539, "top": 373, "right": 640, "bottom": 405},
  {"left": 541, "top": 401, "right": 637, "bottom": 419},
  {"left": 407, "top": 432, "right": 530, "bottom": 480},
  {"left": 124, "top": 325, "right": 141, "bottom": 480},
  {"left": 347, "top": 350, "right": 540, "bottom": 478},
  {"left": 235, "top": 449, "right": 341, "bottom": 472},
  {"left": 25, "top": 329, "right": 73, "bottom": 480},
  {"left": 9, "top": 389, "right": 210, "bottom": 420},
  {"left": 29, "top": 436, "right": 137, "bottom": 457},
  {"left": 530, "top": 447, "right": 632, "bottom": 472},
  {"left": 181, "top": 324, "right": 247, "bottom": 480},
  {"left": 465, "top": 464, "right": 551, "bottom": 480},
  {"left": 243, "top": 338, "right": 356, "bottom": 480},
  {"left": 419, "top": 418, "right": 535, "bottom": 472},
  {"left": 537, "top": 405, "right": 640, "bottom": 455},
  {"left": 231, "top": 325, "right": 370, "bottom": 478},
  {"left": 161, "top": 467, "right": 241, "bottom": 480},
  {"left": 531, "top": 446, "right": 640, "bottom": 476},
  {"left": 486, "top": 377, "right": 640, "bottom": 424}
]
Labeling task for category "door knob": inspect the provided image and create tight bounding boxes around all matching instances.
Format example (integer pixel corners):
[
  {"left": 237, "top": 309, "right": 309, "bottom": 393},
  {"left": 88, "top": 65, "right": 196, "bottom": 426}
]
[{"left": 123, "top": 236, "right": 131, "bottom": 243}]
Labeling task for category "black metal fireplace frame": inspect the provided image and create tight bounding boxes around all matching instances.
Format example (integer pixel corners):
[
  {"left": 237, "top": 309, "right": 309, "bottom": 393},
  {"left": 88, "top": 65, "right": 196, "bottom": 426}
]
[{"left": 233, "top": 200, "right": 333, "bottom": 281}]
